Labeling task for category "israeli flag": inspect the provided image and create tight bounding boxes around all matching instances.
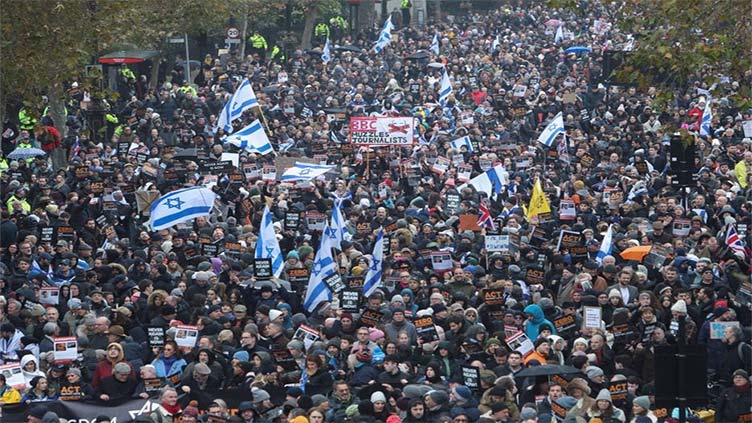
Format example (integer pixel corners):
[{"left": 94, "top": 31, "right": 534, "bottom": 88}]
[
  {"left": 596, "top": 224, "right": 613, "bottom": 264},
  {"left": 303, "top": 224, "right": 336, "bottom": 312},
  {"left": 692, "top": 208, "right": 708, "bottom": 223},
  {"left": 626, "top": 180, "right": 647, "bottom": 202},
  {"left": 459, "top": 164, "right": 509, "bottom": 198},
  {"left": 555, "top": 25, "right": 564, "bottom": 43},
  {"left": 700, "top": 102, "right": 712, "bottom": 137},
  {"left": 255, "top": 206, "right": 284, "bottom": 278},
  {"left": 537, "top": 112, "right": 565, "bottom": 147},
  {"left": 373, "top": 16, "right": 394, "bottom": 53},
  {"left": 330, "top": 200, "right": 348, "bottom": 249},
  {"left": 223, "top": 120, "right": 274, "bottom": 155},
  {"left": 363, "top": 228, "right": 384, "bottom": 297},
  {"left": 438, "top": 68, "right": 452, "bottom": 107},
  {"left": 430, "top": 33, "right": 440, "bottom": 55},
  {"left": 450, "top": 135, "right": 473, "bottom": 152},
  {"left": 491, "top": 34, "right": 501, "bottom": 51},
  {"left": 216, "top": 78, "right": 259, "bottom": 134},
  {"left": 148, "top": 187, "right": 216, "bottom": 231},
  {"left": 281, "top": 162, "right": 335, "bottom": 182},
  {"left": 322, "top": 37, "right": 332, "bottom": 64}
]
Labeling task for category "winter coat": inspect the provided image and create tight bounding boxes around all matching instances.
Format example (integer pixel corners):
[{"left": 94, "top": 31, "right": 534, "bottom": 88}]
[
  {"left": 523, "top": 304, "right": 556, "bottom": 340},
  {"left": 713, "top": 383, "right": 752, "bottom": 423}
]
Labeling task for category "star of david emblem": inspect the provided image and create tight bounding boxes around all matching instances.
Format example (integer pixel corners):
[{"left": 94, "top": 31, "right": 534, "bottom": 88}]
[
  {"left": 266, "top": 247, "right": 275, "bottom": 256},
  {"left": 166, "top": 197, "right": 184, "bottom": 210},
  {"left": 370, "top": 258, "right": 381, "bottom": 271},
  {"left": 312, "top": 261, "right": 323, "bottom": 277},
  {"left": 298, "top": 168, "right": 312, "bottom": 175}
]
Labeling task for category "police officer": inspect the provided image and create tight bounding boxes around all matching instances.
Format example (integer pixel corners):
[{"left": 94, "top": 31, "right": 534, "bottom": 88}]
[{"left": 248, "top": 31, "right": 268, "bottom": 60}]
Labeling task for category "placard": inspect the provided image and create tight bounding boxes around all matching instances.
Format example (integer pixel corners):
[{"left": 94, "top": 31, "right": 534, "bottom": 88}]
[
  {"left": 143, "top": 378, "right": 165, "bottom": 393},
  {"left": 672, "top": 219, "right": 691, "bottom": 237},
  {"left": 243, "top": 163, "right": 259, "bottom": 180},
  {"left": 0, "top": 363, "right": 25, "bottom": 390},
  {"left": 306, "top": 212, "right": 326, "bottom": 231},
  {"left": 641, "top": 323, "right": 657, "bottom": 342},
  {"left": 551, "top": 401, "right": 567, "bottom": 421},
  {"left": 340, "top": 289, "right": 360, "bottom": 312},
  {"left": 41, "top": 226, "right": 54, "bottom": 243},
  {"left": 40, "top": 287, "right": 59, "bottom": 305},
  {"left": 347, "top": 276, "right": 364, "bottom": 289},
  {"left": 253, "top": 258, "right": 273, "bottom": 280},
  {"left": 644, "top": 244, "right": 670, "bottom": 268},
  {"left": 431, "top": 156, "right": 450, "bottom": 175},
  {"left": 57, "top": 226, "right": 75, "bottom": 242},
  {"left": 349, "top": 116, "right": 415, "bottom": 146},
  {"left": 271, "top": 346, "right": 297, "bottom": 371},
  {"left": 710, "top": 321, "right": 740, "bottom": 340},
  {"left": 288, "top": 268, "right": 310, "bottom": 285},
  {"left": 174, "top": 325, "right": 199, "bottom": 348},
  {"left": 482, "top": 289, "right": 508, "bottom": 307},
  {"left": 525, "top": 267, "right": 545, "bottom": 285},
  {"left": 430, "top": 251, "right": 453, "bottom": 271},
  {"left": 292, "top": 324, "right": 320, "bottom": 351},
  {"left": 414, "top": 316, "right": 438, "bottom": 342},
  {"left": 262, "top": 165, "right": 276, "bottom": 181},
  {"left": 743, "top": 120, "right": 752, "bottom": 138},
  {"left": 446, "top": 194, "right": 461, "bottom": 214},
  {"left": 553, "top": 315, "right": 576, "bottom": 333},
  {"left": 458, "top": 214, "right": 482, "bottom": 232},
  {"left": 224, "top": 241, "right": 242, "bottom": 258},
  {"left": 74, "top": 166, "right": 89, "bottom": 179},
  {"left": 323, "top": 273, "right": 345, "bottom": 293},
  {"left": 285, "top": 212, "right": 301, "bottom": 230},
  {"left": 559, "top": 199, "right": 576, "bottom": 220},
  {"left": 608, "top": 380, "right": 628, "bottom": 402},
  {"left": 557, "top": 230, "right": 583, "bottom": 251},
  {"left": 359, "top": 309, "right": 384, "bottom": 327},
  {"left": 53, "top": 337, "right": 78, "bottom": 363},
  {"left": 147, "top": 326, "right": 166, "bottom": 348},
  {"left": 457, "top": 164, "right": 472, "bottom": 182},
  {"left": 461, "top": 366, "right": 481, "bottom": 391},
  {"left": 485, "top": 235, "right": 509, "bottom": 252},
  {"left": 583, "top": 306, "right": 602, "bottom": 329},
  {"left": 505, "top": 331, "right": 534, "bottom": 357}
]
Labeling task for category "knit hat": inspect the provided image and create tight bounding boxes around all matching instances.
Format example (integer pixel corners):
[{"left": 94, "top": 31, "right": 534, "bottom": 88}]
[
  {"left": 573, "top": 337, "right": 589, "bottom": 348},
  {"left": 252, "top": 387, "right": 270, "bottom": 402},
  {"left": 595, "top": 388, "right": 612, "bottom": 402},
  {"left": 586, "top": 366, "right": 604, "bottom": 380},
  {"left": 609, "top": 289, "right": 622, "bottom": 299},
  {"left": 733, "top": 369, "right": 749, "bottom": 379},
  {"left": 370, "top": 391, "right": 387, "bottom": 403},
  {"left": 566, "top": 378, "right": 591, "bottom": 396},
  {"left": 479, "top": 369, "right": 497, "bottom": 385},
  {"left": 633, "top": 395, "right": 651, "bottom": 411},
  {"left": 269, "top": 309, "right": 283, "bottom": 321},
  {"left": 427, "top": 389, "right": 449, "bottom": 404},
  {"left": 452, "top": 385, "right": 473, "bottom": 402},
  {"left": 183, "top": 400, "right": 200, "bottom": 417},
  {"left": 66, "top": 367, "right": 82, "bottom": 378},
  {"left": 113, "top": 362, "right": 131, "bottom": 374},
  {"left": 233, "top": 350, "right": 250, "bottom": 361},
  {"left": 193, "top": 362, "right": 211, "bottom": 375},
  {"left": 670, "top": 299, "right": 687, "bottom": 314},
  {"left": 29, "top": 375, "right": 44, "bottom": 388},
  {"left": 287, "top": 339, "right": 304, "bottom": 351},
  {"left": 556, "top": 395, "right": 578, "bottom": 409},
  {"left": 386, "top": 416, "right": 402, "bottom": 423}
]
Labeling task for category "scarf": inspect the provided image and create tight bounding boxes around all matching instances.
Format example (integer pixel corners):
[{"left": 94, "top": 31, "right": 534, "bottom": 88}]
[
  {"left": 734, "top": 382, "right": 750, "bottom": 394},
  {"left": 161, "top": 403, "right": 181, "bottom": 415}
]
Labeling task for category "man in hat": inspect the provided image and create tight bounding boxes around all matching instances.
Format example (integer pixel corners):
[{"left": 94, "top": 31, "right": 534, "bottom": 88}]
[{"left": 97, "top": 362, "right": 138, "bottom": 401}]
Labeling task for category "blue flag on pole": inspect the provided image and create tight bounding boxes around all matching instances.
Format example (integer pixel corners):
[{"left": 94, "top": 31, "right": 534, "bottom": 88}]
[
  {"left": 148, "top": 187, "right": 216, "bottom": 231},
  {"left": 216, "top": 78, "right": 259, "bottom": 134},
  {"left": 363, "top": 228, "right": 384, "bottom": 297},
  {"left": 304, "top": 224, "right": 336, "bottom": 311},
  {"left": 438, "top": 68, "right": 452, "bottom": 107},
  {"left": 255, "top": 206, "right": 284, "bottom": 278},
  {"left": 223, "top": 120, "right": 274, "bottom": 155}
]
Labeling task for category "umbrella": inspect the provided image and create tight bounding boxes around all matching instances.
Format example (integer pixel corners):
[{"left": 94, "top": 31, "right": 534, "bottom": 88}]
[
  {"left": 172, "top": 148, "right": 197, "bottom": 160},
  {"left": 564, "top": 46, "right": 591, "bottom": 55},
  {"left": 8, "top": 147, "right": 46, "bottom": 160},
  {"left": 405, "top": 50, "right": 431, "bottom": 60},
  {"left": 620, "top": 245, "right": 653, "bottom": 262},
  {"left": 335, "top": 45, "right": 362, "bottom": 53},
  {"left": 545, "top": 19, "right": 564, "bottom": 27},
  {"left": 427, "top": 62, "right": 445, "bottom": 68},
  {"left": 516, "top": 365, "right": 582, "bottom": 378}
]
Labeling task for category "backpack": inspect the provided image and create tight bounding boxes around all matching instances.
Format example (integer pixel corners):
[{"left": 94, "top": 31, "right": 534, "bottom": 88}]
[{"left": 738, "top": 342, "right": 751, "bottom": 368}]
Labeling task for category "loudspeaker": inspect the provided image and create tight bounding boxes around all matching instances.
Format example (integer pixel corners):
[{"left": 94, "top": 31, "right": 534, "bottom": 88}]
[
  {"left": 669, "top": 133, "right": 697, "bottom": 187},
  {"left": 654, "top": 345, "right": 708, "bottom": 408}
]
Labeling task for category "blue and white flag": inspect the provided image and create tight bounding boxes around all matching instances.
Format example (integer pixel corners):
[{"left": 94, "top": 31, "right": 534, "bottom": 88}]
[
  {"left": 363, "top": 228, "right": 384, "bottom": 297},
  {"left": 303, "top": 225, "right": 336, "bottom": 312},
  {"left": 216, "top": 78, "right": 259, "bottom": 134},
  {"left": 438, "top": 68, "right": 452, "bottom": 107},
  {"left": 430, "top": 33, "right": 440, "bottom": 55},
  {"left": 330, "top": 201, "right": 348, "bottom": 250},
  {"left": 450, "top": 135, "right": 473, "bottom": 152},
  {"left": 223, "top": 120, "right": 274, "bottom": 155},
  {"left": 255, "top": 206, "right": 284, "bottom": 278},
  {"left": 700, "top": 102, "right": 712, "bottom": 137},
  {"left": 322, "top": 37, "right": 332, "bottom": 64},
  {"left": 596, "top": 224, "right": 613, "bottom": 264},
  {"left": 626, "top": 180, "right": 647, "bottom": 202},
  {"left": 373, "top": 16, "right": 394, "bottom": 53},
  {"left": 491, "top": 34, "right": 501, "bottom": 51},
  {"left": 537, "top": 112, "right": 565, "bottom": 147},
  {"left": 281, "top": 162, "right": 335, "bottom": 182},
  {"left": 555, "top": 25, "right": 564, "bottom": 43},
  {"left": 459, "top": 165, "right": 508, "bottom": 198},
  {"left": 148, "top": 187, "right": 216, "bottom": 231},
  {"left": 692, "top": 208, "right": 708, "bottom": 223}
]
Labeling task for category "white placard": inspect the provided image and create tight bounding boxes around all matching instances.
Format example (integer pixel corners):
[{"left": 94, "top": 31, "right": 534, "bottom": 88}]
[
  {"left": 743, "top": 120, "right": 752, "bottom": 138},
  {"left": 505, "top": 331, "right": 534, "bottom": 357},
  {"left": 53, "top": 337, "right": 78, "bottom": 363},
  {"left": 710, "top": 321, "right": 739, "bottom": 340},
  {"left": 0, "top": 363, "right": 25, "bottom": 390},
  {"left": 221, "top": 152, "right": 239, "bottom": 168},
  {"left": 175, "top": 325, "right": 199, "bottom": 348},
  {"left": 431, "top": 251, "right": 453, "bottom": 271},
  {"left": 485, "top": 235, "right": 509, "bottom": 252},
  {"left": 584, "top": 306, "right": 602, "bottom": 329},
  {"left": 560, "top": 199, "right": 576, "bottom": 220},
  {"left": 40, "top": 287, "right": 59, "bottom": 305}
]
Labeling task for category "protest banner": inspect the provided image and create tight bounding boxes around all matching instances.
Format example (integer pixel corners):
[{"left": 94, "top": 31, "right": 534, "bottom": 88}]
[
  {"left": 414, "top": 316, "right": 438, "bottom": 342},
  {"left": 349, "top": 117, "right": 415, "bottom": 146},
  {"left": 53, "top": 337, "right": 78, "bottom": 363},
  {"left": 174, "top": 325, "right": 199, "bottom": 348}
]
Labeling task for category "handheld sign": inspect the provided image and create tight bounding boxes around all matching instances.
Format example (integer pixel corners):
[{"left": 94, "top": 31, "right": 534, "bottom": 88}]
[
  {"left": 359, "top": 309, "right": 383, "bottom": 327},
  {"left": 340, "top": 289, "right": 361, "bottom": 312},
  {"left": 254, "top": 258, "right": 273, "bottom": 280},
  {"left": 584, "top": 306, "right": 602, "bottom": 329},
  {"left": 53, "top": 337, "right": 78, "bottom": 363},
  {"left": 147, "top": 326, "right": 166, "bottom": 348},
  {"left": 174, "top": 325, "right": 199, "bottom": 348},
  {"left": 461, "top": 366, "right": 481, "bottom": 392},
  {"left": 414, "top": 316, "right": 438, "bottom": 342}
]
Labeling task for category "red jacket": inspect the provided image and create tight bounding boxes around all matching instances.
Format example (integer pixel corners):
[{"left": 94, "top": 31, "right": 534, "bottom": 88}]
[{"left": 37, "top": 126, "right": 61, "bottom": 153}]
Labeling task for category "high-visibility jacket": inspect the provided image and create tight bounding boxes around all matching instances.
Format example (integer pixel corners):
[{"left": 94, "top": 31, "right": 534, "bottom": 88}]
[
  {"left": 0, "top": 158, "right": 8, "bottom": 175},
  {"left": 270, "top": 46, "right": 284, "bottom": 61},
  {"left": 401, "top": 0, "right": 411, "bottom": 8},
  {"left": 18, "top": 108, "right": 36, "bottom": 130},
  {"left": 314, "top": 23, "right": 330, "bottom": 38},
  {"left": 249, "top": 34, "right": 268, "bottom": 50},
  {"left": 105, "top": 113, "right": 118, "bottom": 124},
  {"left": 6, "top": 195, "right": 31, "bottom": 213},
  {"left": 179, "top": 85, "right": 197, "bottom": 96},
  {"left": 119, "top": 67, "right": 136, "bottom": 80},
  {"left": 330, "top": 16, "right": 348, "bottom": 29}
]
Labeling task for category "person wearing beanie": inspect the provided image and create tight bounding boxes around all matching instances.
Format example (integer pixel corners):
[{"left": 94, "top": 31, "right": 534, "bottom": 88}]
[
  {"left": 450, "top": 385, "right": 481, "bottom": 422},
  {"left": 59, "top": 367, "right": 95, "bottom": 401},
  {"left": 370, "top": 390, "right": 392, "bottom": 422},
  {"left": 97, "top": 362, "right": 138, "bottom": 402},
  {"left": 713, "top": 369, "right": 752, "bottom": 422},
  {"left": 424, "top": 389, "right": 451, "bottom": 420},
  {"left": 586, "top": 389, "right": 625, "bottom": 423},
  {"left": 667, "top": 299, "right": 698, "bottom": 343},
  {"left": 385, "top": 306, "right": 418, "bottom": 345},
  {"left": 21, "top": 375, "right": 56, "bottom": 402},
  {"left": 631, "top": 395, "right": 655, "bottom": 423}
]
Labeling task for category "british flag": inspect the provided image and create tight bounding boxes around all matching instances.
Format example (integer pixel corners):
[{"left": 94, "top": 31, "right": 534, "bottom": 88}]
[
  {"left": 477, "top": 201, "right": 496, "bottom": 231},
  {"left": 725, "top": 224, "right": 748, "bottom": 258}
]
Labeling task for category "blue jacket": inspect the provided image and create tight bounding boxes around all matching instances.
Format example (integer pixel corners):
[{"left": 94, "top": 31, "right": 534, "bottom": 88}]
[
  {"left": 152, "top": 356, "right": 187, "bottom": 379},
  {"left": 524, "top": 304, "right": 556, "bottom": 340}
]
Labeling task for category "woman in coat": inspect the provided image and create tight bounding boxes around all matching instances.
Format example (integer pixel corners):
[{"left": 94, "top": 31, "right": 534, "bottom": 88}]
[
  {"left": 149, "top": 387, "right": 182, "bottom": 423},
  {"left": 301, "top": 355, "right": 332, "bottom": 396},
  {"left": 151, "top": 340, "right": 187, "bottom": 383}
]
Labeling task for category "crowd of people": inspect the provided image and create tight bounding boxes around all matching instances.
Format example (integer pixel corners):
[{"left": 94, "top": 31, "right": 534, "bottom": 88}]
[{"left": 1, "top": 1, "right": 751, "bottom": 423}]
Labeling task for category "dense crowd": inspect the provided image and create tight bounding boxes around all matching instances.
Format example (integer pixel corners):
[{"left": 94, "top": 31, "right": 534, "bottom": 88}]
[{"left": 0, "top": 2, "right": 751, "bottom": 423}]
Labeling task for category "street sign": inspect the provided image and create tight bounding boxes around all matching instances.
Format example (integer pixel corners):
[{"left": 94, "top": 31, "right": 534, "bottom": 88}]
[
  {"left": 225, "top": 38, "right": 240, "bottom": 45},
  {"left": 168, "top": 37, "right": 185, "bottom": 44},
  {"left": 226, "top": 26, "right": 240, "bottom": 39}
]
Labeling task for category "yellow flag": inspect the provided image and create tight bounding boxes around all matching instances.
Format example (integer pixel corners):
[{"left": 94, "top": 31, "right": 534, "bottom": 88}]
[{"left": 527, "top": 179, "right": 551, "bottom": 219}]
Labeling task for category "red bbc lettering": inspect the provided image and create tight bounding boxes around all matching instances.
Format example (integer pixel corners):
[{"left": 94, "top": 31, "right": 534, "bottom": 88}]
[{"left": 351, "top": 118, "right": 376, "bottom": 131}]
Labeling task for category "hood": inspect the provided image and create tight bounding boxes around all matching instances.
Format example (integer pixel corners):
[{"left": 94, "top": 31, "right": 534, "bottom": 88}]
[
  {"left": 524, "top": 304, "right": 545, "bottom": 323},
  {"left": 197, "top": 347, "right": 216, "bottom": 364},
  {"left": 21, "top": 355, "right": 39, "bottom": 374}
]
